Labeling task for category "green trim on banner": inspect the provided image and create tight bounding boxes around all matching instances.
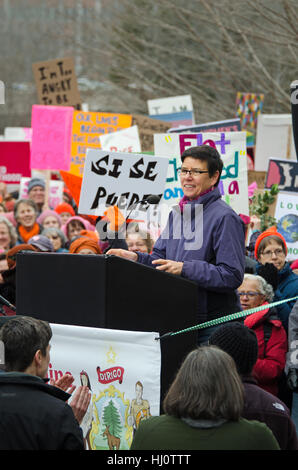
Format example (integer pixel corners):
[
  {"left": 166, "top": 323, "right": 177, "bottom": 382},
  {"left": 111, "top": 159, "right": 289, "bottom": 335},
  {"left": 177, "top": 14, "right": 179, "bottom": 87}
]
[{"left": 160, "top": 296, "right": 298, "bottom": 340}]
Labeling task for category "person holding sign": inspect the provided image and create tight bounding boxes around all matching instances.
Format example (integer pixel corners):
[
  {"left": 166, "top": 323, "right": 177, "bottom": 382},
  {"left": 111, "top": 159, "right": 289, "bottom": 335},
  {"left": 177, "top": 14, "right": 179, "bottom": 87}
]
[{"left": 108, "top": 145, "right": 245, "bottom": 344}]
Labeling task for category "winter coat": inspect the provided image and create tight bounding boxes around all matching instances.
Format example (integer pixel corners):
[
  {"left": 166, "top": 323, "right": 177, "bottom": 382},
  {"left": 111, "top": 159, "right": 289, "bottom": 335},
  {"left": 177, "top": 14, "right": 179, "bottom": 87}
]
[
  {"left": 242, "top": 374, "right": 298, "bottom": 450},
  {"left": 137, "top": 187, "right": 245, "bottom": 323},
  {"left": 244, "top": 303, "right": 287, "bottom": 396},
  {"left": 0, "top": 372, "right": 84, "bottom": 450}
]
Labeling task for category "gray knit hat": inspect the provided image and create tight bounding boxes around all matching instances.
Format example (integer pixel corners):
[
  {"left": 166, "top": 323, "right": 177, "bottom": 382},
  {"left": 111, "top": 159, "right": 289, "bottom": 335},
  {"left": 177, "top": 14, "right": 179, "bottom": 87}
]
[{"left": 28, "top": 178, "right": 45, "bottom": 193}]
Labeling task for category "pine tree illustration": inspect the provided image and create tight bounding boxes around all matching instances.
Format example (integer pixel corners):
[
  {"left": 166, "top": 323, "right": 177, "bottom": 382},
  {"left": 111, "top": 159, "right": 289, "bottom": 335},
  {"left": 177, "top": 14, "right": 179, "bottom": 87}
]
[{"left": 103, "top": 400, "right": 122, "bottom": 438}]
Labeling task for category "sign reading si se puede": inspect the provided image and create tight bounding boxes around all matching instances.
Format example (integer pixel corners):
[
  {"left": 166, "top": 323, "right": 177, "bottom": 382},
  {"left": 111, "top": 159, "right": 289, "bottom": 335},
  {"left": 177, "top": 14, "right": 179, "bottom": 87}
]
[{"left": 78, "top": 149, "right": 169, "bottom": 217}]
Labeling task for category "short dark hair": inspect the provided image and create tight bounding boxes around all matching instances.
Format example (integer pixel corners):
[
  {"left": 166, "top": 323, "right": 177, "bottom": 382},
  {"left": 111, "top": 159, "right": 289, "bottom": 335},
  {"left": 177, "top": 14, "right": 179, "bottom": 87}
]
[
  {"left": 163, "top": 345, "right": 243, "bottom": 421},
  {"left": 181, "top": 145, "right": 223, "bottom": 187},
  {"left": 0, "top": 316, "right": 52, "bottom": 372}
]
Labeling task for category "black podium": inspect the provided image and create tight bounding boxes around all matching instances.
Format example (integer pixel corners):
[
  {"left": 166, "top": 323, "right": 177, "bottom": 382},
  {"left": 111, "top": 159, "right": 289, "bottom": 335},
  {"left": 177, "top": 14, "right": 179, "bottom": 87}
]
[{"left": 16, "top": 252, "right": 199, "bottom": 404}]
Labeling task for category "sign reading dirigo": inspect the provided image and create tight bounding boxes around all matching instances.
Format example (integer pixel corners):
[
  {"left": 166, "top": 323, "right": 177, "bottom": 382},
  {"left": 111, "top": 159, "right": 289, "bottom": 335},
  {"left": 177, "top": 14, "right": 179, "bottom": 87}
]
[{"left": 70, "top": 111, "right": 132, "bottom": 176}]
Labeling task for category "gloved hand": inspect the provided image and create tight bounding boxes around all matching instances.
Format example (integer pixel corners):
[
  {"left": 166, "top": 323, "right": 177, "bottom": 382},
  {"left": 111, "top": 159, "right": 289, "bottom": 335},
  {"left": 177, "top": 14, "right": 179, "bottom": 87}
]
[
  {"left": 287, "top": 368, "right": 298, "bottom": 391},
  {"left": 258, "top": 263, "right": 279, "bottom": 291}
]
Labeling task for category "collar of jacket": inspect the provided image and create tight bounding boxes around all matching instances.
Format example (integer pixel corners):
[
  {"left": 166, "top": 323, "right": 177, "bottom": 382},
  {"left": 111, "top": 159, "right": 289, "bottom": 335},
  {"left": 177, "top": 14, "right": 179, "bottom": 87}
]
[
  {"left": 179, "top": 186, "right": 221, "bottom": 212},
  {"left": 0, "top": 372, "right": 71, "bottom": 402},
  {"left": 241, "top": 373, "right": 258, "bottom": 385},
  {"left": 244, "top": 302, "right": 281, "bottom": 329}
]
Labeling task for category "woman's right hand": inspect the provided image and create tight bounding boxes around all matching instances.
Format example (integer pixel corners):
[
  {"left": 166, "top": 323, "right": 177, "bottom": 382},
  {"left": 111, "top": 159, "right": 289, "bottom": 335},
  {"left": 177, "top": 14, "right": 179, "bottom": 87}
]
[{"left": 106, "top": 248, "right": 138, "bottom": 262}]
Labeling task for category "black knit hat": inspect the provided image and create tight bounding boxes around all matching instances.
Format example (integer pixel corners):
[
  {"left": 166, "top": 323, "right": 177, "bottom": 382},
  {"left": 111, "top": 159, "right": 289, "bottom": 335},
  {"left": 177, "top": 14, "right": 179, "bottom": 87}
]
[{"left": 209, "top": 322, "right": 258, "bottom": 375}]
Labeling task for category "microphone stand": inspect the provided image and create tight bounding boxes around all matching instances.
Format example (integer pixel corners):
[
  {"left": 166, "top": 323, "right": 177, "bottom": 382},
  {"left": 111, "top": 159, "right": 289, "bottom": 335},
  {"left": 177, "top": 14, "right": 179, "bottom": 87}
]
[{"left": 0, "top": 294, "right": 16, "bottom": 315}]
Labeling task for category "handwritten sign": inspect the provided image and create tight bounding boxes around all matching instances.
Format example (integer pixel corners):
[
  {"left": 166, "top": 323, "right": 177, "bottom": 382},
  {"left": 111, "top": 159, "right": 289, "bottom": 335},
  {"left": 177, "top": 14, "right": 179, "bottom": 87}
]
[
  {"left": 30, "top": 105, "right": 74, "bottom": 171},
  {"left": 78, "top": 149, "right": 169, "bottom": 217},
  {"left": 32, "top": 57, "right": 81, "bottom": 109},
  {"left": 0, "top": 142, "right": 31, "bottom": 189},
  {"left": 131, "top": 115, "right": 170, "bottom": 152},
  {"left": 99, "top": 125, "right": 141, "bottom": 153},
  {"left": 154, "top": 131, "right": 249, "bottom": 215},
  {"left": 265, "top": 159, "right": 298, "bottom": 193},
  {"left": 71, "top": 111, "right": 132, "bottom": 176}
]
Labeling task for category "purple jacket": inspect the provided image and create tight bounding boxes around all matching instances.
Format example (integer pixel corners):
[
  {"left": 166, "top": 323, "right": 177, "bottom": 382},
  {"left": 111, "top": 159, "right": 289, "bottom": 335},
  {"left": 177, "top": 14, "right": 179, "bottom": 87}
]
[{"left": 137, "top": 187, "right": 245, "bottom": 323}]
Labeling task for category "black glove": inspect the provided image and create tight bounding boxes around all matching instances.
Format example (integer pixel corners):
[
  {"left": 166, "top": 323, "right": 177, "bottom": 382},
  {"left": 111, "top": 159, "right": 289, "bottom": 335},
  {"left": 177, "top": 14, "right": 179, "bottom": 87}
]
[
  {"left": 258, "top": 263, "right": 279, "bottom": 291},
  {"left": 287, "top": 368, "right": 298, "bottom": 391}
]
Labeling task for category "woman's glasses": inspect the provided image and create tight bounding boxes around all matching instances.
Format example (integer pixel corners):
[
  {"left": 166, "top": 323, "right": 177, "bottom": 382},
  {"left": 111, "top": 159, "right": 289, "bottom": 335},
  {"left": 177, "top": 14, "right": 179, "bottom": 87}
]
[
  {"left": 261, "top": 248, "right": 284, "bottom": 258},
  {"left": 178, "top": 168, "right": 209, "bottom": 176},
  {"left": 238, "top": 291, "right": 261, "bottom": 298}
]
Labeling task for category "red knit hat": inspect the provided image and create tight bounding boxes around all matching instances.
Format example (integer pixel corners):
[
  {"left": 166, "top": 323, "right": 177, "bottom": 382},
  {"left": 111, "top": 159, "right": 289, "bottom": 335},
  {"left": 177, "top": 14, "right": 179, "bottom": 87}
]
[
  {"left": 54, "top": 202, "right": 75, "bottom": 217},
  {"left": 254, "top": 226, "right": 287, "bottom": 259}
]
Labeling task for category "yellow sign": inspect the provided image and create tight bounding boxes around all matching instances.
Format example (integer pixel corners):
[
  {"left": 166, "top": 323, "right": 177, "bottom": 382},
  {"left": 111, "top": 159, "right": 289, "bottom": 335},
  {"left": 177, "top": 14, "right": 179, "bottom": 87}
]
[{"left": 71, "top": 111, "right": 132, "bottom": 175}]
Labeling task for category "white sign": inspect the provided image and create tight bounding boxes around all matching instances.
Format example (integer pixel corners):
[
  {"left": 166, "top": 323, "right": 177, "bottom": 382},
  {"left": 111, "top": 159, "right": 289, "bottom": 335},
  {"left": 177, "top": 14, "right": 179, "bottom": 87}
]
[
  {"left": 99, "top": 125, "right": 141, "bottom": 153},
  {"left": 255, "top": 114, "right": 297, "bottom": 171},
  {"left": 148, "top": 94, "right": 193, "bottom": 115},
  {"left": 78, "top": 149, "right": 169, "bottom": 217},
  {"left": 275, "top": 192, "right": 298, "bottom": 261},
  {"left": 19, "top": 177, "right": 63, "bottom": 209},
  {"left": 154, "top": 131, "right": 249, "bottom": 216},
  {"left": 4, "top": 127, "right": 32, "bottom": 141},
  {"left": 48, "top": 324, "right": 161, "bottom": 451}
]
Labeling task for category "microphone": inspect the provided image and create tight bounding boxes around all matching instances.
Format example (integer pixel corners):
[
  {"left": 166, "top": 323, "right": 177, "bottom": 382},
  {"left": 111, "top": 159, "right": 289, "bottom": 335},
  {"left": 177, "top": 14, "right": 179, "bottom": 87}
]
[
  {"left": 0, "top": 294, "right": 16, "bottom": 315},
  {"left": 126, "top": 194, "right": 162, "bottom": 222}
]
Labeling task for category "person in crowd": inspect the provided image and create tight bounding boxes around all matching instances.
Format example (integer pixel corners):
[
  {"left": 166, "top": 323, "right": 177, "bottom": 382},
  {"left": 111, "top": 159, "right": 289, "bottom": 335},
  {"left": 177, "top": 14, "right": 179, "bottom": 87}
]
[
  {"left": 285, "top": 300, "right": 298, "bottom": 434},
  {"left": 0, "top": 216, "right": 17, "bottom": 251},
  {"left": 62, "top": 215, "right": 95, "bottom": 246},
  {"left": 126, "top": 226, "right": 154, "bottom": 254},
  {"left": 0, "top": 316, "right": 90, "bottom": 450},
  {"left": 108, "top": 145, "right": 245, "bottom": 343},
  {"left": 14, "top": 199, "right": 41, "bottom": 244},
  {"left": 27, "top": 177, "right": 46, "bottom": 214},
  {"left": 130, "top": 345, "right": 279, "bottom": 450},
  {"left": 209, "top": 322, "right": 298, "bottom": 450},
  {"left": 0, "top": 253, "right": 8, "bottom": 285},
  {"left": 237, "top": 273, "right": 287, "bottom": 396},
  {"left": 0, "top": 202, "right": 6, "bottom": 213},
  {"left": 254, "top": 226, "right": 298, "bottom": 333},
  {"left": 69, "top": 236, "right": 102, "bottom": 255},
  {"left": 54, "top": 202, "right": 76, "bottom": 225},
  {"left": 42, "top": 227, "right": 68, "bottom": 253},
  {"left": 37, "top": 209, "right": 62, "bottom": 229},
  {"left": 28, "top": 235, "right": 54, "bottom": 253}
]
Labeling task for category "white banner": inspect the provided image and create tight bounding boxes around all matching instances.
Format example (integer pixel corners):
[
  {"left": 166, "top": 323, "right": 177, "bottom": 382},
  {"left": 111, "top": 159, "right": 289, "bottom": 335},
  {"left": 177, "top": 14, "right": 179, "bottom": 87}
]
[
  {"left": 78, "top": 149, "right": 169, "bottom": 217},
  {"left": 48, "top": 324, "right": 161, "bottom": 451},
  {"left": 148, "top": 94, "right": 193, "bottom": 115},
  {"left": 154, "top": 131, "right": 249, "bottom": 216},
  {"left": 99, "top": 125, "right": 141, "bottom": 153},
  {"left": 274, "top": 192, "right": 298, "bottom": 261}
]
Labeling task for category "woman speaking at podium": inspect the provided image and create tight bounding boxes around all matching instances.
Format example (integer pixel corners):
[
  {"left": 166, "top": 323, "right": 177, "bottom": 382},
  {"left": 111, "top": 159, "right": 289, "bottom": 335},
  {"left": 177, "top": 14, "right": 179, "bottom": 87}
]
[{"left": 108, "top": 145, "right": 245, "bottom": 344}]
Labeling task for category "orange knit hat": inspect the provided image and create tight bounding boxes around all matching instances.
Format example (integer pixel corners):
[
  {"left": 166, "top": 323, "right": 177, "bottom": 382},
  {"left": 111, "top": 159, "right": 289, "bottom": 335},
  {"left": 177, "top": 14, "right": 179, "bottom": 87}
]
[
  {"left": 254, "top": 226, "right": 287, "bottom": 259},
  {"left": 69, "top": 236, "right": 102, "bottom": 254}
]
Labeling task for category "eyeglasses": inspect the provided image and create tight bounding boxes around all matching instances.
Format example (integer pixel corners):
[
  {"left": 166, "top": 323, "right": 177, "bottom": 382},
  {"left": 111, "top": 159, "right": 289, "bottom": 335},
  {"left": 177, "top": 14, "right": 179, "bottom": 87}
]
[
  {"left": 179, "top": 168, "right": 209, "bottom": 176},
  {"left": 261, "top": 248, "right": 284, "bottom": 258},
  {"left": 238, "top": 291, "right": 261, "bottom": 298}
]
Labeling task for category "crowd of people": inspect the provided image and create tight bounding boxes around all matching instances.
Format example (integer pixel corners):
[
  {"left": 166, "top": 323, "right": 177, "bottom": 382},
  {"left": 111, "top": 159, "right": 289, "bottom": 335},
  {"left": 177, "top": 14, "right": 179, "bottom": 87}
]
[{"left": 0, "top": 144, "right": 298, "bottom": 450}]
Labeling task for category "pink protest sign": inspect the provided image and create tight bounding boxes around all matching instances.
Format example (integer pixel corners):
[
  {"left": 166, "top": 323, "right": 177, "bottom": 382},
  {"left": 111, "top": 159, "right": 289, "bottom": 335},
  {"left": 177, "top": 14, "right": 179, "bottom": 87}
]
[
  {"left": 30, "top": 105, "right": 74, "bottom": 170},
  {"left": 0, "top": 141, "right": 31, "bottom": 185}
]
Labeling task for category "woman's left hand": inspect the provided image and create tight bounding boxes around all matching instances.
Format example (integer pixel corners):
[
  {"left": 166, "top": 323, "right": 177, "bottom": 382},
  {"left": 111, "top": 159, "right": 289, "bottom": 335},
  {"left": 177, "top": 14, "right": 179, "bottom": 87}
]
[{"left": 152, "top": 259, "right": 183, "bottom": 275}]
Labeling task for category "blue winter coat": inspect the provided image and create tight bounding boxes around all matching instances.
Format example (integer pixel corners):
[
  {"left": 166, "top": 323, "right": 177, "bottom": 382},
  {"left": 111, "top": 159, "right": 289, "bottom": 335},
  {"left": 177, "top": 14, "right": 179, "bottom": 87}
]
[{"left": 137, "top": 187, "right": 245, "bottom": 323}]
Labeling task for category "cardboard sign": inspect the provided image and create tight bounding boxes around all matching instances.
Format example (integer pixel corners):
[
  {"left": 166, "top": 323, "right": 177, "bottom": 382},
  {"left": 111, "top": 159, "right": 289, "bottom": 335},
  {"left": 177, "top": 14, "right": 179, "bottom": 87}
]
[
  {"left": 131, "top": 115, "right": 170, "bottom": 152},
  {"left": 236, "top": 92, "right": 264, "bottom": 130},
  {"left": 30, "top": 105, "right": 74, "bottom": 171},
  {"left": 265, "top": 159, "right": 298, "bottom": 193},
  {"left": 0, "top": 141, "right": 31, "bottom": 189},
  {"left": 19, "top": 177, "right": 63, "bottom": 209},
  {"left": 99, "top": 125, "right": 141, "bottom": 153},
  {"left": 169, "top": 118, "right": 241, "bottom": 134},
  {"left": 32, "top": 57, "right": 82, "bottom": 109},
  {"left": 255, "top": 114, "right": 297, "bottom": 171},
  {"left": 154, "top": 131, "right": 249, "bottom": 215},
  {"left": 274, "top": 192, "right": 298, "bottom": 261},
  {"left": 49, "top": 324, "right": 161, "bottom": 450},
  {"left": 78, "top": 149, "right": 169, "bottom": 217},
  {"left": 71, "top": 111, "right": 132, "bottom": 176}
]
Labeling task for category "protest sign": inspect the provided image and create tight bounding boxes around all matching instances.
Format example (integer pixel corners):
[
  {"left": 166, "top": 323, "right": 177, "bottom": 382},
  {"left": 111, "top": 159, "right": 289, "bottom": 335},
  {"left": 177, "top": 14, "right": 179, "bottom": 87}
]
[
  {"left": 32, "top": 57, "right": 82, "bottom": 109},
  {"left": 274, "top": 192, "right": 298, "bottom": 261},
  {"left": 255, "top": 114, "right": 297, "bottom": 171},
  {"left": 154, "top": 131, "right": 249, "bottom": 216},
  {"left": 48, "top": 323, "right": 161, "bottom": 450},
  {"left": 236, "top": 92, "right": 264, "bottom": 130},
  {"left": 19, "top": 176, "right": 63, "bottom": 209},
  {"left": 71, "top": 111, "right": 132, "bottom": 176},
  {"left": 265, "top": 159, "right": 298, "bottom": 193},
  {"left": 30, "top": 105, "right": 74, "bottom": 171},
  {"left": 131, "top": 115, "right": 170, "bottom": 152},
  {"left": 99, "top": 125, "right": 141, "bottom": 153},
  {"left": 148, "top": 94, "right": 194, "bottom": 128},
  {"left": 78, "top": 149, "right": 169, "bottom": 218},
  {"left": 4, "top": 127, "right": 32, "bottom": 141},
  {"left": 0, "top": 141, "right": 31, "bottom": 191},
  {"left": 169, "top": 118, "right": 241, "bottom": 134}
]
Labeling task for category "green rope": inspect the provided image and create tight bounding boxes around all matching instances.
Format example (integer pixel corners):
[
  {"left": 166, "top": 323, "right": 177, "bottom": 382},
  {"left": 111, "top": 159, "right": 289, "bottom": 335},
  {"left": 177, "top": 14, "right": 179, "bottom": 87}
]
[{"left": 160, "top": 296, "right": 298, "bottom": 339}]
